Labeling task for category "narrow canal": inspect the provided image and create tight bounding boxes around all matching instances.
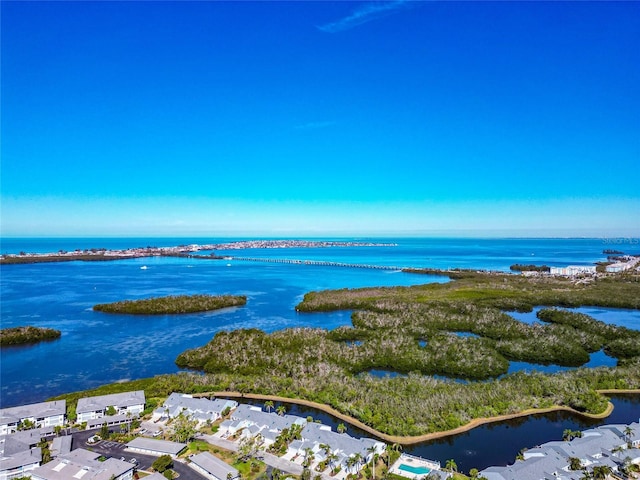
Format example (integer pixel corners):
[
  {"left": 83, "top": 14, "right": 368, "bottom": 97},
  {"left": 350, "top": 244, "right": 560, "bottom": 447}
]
[{"left": 233, "top": 394, "right": 640, "bottom": 474}]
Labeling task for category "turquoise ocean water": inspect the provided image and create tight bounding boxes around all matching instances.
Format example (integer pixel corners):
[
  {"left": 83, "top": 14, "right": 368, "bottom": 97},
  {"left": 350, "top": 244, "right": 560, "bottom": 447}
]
[
  {"left": 2, "top": 237, "right": 639, "bottom": 473},
  {"left": 1, "top": 237, "right": 638, "bottom": 407}
]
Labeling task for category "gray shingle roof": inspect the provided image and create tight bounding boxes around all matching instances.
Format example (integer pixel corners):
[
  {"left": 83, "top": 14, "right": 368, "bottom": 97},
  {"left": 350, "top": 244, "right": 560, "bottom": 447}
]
[
  {"left": 231, "top": 404, "right": 305, "bottom": 432},
  {"left": 126, "top": 437, "right": 187, "bottom": 455},
  {"left": 190, "top": 451, "right": 239, "bottom": 480},
  {"left": 156, "top": 393, "right": 237, "bottom": 422},
  {"left": 0, "top": 400, "right": 66, "bottom": 425},
  {"left": 0, "top": 446, "right": 41, "bottom": 472},
  {"left": 29, "top": 448, "right": 133, "bottom": 480},
  {"left": 77, "top": 390, "right": 144, "bottom": 413}
]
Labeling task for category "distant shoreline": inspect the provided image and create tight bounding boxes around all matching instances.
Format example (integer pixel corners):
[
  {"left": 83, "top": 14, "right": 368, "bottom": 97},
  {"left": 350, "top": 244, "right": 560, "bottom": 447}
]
[{"left": 0, "top": 239, "right": 397, "bottom": 265}]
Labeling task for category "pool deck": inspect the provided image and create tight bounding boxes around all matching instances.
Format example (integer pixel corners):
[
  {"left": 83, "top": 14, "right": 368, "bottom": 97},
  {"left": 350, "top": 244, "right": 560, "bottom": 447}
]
[{"left": 389, "top": 453, "right": 441, "bottom": 478}]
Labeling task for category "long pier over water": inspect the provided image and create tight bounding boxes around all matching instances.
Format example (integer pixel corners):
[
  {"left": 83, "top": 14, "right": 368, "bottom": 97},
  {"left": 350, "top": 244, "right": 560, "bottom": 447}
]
[{"left": 228, "top": 256, "right": 405, "bottom": 271}]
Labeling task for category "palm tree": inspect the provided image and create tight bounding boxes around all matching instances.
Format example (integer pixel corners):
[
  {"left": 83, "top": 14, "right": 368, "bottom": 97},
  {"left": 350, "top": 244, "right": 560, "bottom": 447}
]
[
  {"left": 319, "top": 443, "right": 332, "bottom": 456},
  {"left": 384, "top": 444, "right": 394, "bottom": 467},
  {"left": 581, "top": 469, "right": 593, "bottom": 480},
  {"left": 445, "top": 459, "right": 458, "bottom": 473},
  {"left": 276, "top": 405, "right": 286, "bottom": 416},
  {"left": 353, "top": 452, "right": 363, "bottom": 471},
  {"left": 337, "top": 423, "right": 347, "bottom": 434},
  {"left": 569, "top": 457, "right": 582, "bottom": 471},
  {"left": 624, "top": 425, "right": 634, "bottom": 443},
  {"left": 563, "top": 428, "right": 574, "bottom": 441},
  {"left": 346, "top": 455, "right": 357, "bottom": 474},
  {"left": 591, "top": 465, "right": 611, "bottom": 479},
  {"left": 366, "top": 445, "right": 378, "bottom": 480},
  {"left": 327, "top": 453, "right": 339, "bottom": 471},
  {"left": 264, "top": 401, "right": 274, "bottom": 413},
  {"left": 303, "top": 447, "right": 314, "bottom": 467}
]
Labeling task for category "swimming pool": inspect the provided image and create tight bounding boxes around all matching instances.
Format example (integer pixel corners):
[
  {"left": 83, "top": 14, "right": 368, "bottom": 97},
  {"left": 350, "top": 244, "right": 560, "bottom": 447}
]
[{"left": 399, "top": 464, "right": 431, "bottom": 475}]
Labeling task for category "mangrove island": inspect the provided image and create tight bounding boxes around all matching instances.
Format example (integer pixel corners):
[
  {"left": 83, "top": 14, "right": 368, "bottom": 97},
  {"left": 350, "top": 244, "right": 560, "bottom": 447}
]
[
  {"left": 0, "top": 326, "right": 61, "bottom": 346},
  {"left": 93, "top": 294, "right": 247, "bottom": 315}
]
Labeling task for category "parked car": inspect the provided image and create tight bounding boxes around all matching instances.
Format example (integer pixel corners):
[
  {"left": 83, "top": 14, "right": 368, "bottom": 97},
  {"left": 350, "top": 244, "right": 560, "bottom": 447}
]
[{"left": 87, "top": 435, "right": 101, "bottom": 444}]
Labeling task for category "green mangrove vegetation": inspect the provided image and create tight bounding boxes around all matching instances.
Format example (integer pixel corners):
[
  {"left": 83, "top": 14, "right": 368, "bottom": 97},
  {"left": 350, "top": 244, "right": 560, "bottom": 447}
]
[
  {"left": 51, "top": 272, "right": 640, "bottom": 438},
  {"left": 0, "top": 326, "right": 61, "bottom": 346},
  {"left": 509, "top": 264, "right": 550, "bottom": 272},
  {"left": 93, "top": 294, "right": 247, "bottom": 315},
  {"left": 169, "top": 272, "right": 640, "bottom": 436}
]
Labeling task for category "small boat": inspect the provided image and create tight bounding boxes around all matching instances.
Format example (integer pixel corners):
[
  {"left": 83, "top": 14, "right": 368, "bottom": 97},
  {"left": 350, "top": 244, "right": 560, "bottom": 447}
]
[{"left": 140, "top": 266, "right": 148, "bottom": 270}]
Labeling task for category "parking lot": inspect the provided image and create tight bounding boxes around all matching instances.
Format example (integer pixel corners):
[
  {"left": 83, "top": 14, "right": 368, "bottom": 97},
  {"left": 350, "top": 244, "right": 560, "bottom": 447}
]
[{"left": 71, "top": 429, "right": 208, "bottom": 480}]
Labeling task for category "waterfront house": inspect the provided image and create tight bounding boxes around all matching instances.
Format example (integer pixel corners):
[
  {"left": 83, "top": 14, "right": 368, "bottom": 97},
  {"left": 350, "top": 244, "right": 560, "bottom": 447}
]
[
  {"left": 600, "top": 421, "right": 640, "bottom": 447},
  {"left": 286, "top": 421, "right": 385, "bottom": 472},
  {"left": 188, "top": 451, "right": 240, "bottom": 480},
  {"left": 0, "top": 400, "right": 66, "bottom": 435},
  {"left": 218, "top": 404, "right": 305, "bottom": 443},
  {"left": 76, "top": 390, "right": 145, "bottom": 426},
  {"left": 29, "top": 448, "right": 133, "bottom": 480},
  {"left": 480, "top": 421, "right": 640, "bottom": 480},
  {"left": 152, "top": 393, "right": 237, "bottom": 426}
]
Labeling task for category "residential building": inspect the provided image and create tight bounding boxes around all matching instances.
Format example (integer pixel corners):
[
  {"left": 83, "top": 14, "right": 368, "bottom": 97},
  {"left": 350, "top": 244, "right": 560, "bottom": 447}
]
[
  {"left": 0, "top": 428, "right": 51, "bottom": 480},
  {"left": 0, "top": 446, "right": 41, "bottom": 480},
  {"left": 76, "top": 391, "right": 145, "bottom": 425},
  {"left": 480, "top": 420, "right": 640, "bottom": 480},
  {"left": 29, "top": 448, "right": 133, "bottom": 480},
  {"left": 0, "top": 401, "right": 66, "bottom": 435},
  {"left": 218, "top": 404, "right": 306, "bottom": 444},
  {"left": 152, "top": 393, "right": 237, "bottom": 426},
  {"left": 550, "top": 265, "right": 597, "bottom": 276},
  {"left": 287, "top": 421, "right": 385, "bottom": 473}
]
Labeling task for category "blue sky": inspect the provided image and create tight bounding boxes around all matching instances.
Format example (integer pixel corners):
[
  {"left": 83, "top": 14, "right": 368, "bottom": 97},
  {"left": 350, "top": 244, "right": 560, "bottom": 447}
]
[{"left": 1, "top": 1, "right": 639, "bottom": 237}]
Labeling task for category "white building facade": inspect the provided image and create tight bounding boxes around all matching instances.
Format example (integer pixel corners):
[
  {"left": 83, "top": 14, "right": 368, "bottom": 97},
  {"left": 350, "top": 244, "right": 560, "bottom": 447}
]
[{"left": 76, "top": 391, "right": 145, "bottom": 424}]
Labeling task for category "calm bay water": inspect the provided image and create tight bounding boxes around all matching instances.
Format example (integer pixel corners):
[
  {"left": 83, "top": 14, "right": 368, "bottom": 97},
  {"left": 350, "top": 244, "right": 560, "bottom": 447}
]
[
  {"left": 1, "top": 237, "right": 639, "bottom": 472},
  {"left": 0, "top": 254, "right": 446, "bottom": 407}
]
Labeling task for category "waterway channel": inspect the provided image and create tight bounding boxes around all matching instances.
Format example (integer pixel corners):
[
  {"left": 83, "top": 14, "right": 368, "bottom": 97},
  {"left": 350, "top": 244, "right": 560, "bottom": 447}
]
[{"left": 232, "top": 394, "right": 640, "bottom": 474}]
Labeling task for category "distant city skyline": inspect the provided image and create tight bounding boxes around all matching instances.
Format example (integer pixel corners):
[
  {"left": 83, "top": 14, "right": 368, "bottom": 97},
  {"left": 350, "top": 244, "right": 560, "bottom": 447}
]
[{"left": 2, "top": 1, "right": 639, "bottom": 237}]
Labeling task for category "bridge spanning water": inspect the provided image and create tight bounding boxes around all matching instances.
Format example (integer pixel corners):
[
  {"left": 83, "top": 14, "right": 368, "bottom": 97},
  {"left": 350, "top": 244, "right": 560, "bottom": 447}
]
[{"left": 228, "top": 256, "right": 406, "bottom": 271}]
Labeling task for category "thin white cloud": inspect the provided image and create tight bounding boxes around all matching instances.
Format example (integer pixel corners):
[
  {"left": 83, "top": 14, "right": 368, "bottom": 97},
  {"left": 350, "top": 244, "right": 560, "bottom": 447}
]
[
  {"left": 294, "top": 120, "right": 336, "bottom": 130},
  {"left": 317, "top": 1, "right": 412, "bottom": 33}
]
